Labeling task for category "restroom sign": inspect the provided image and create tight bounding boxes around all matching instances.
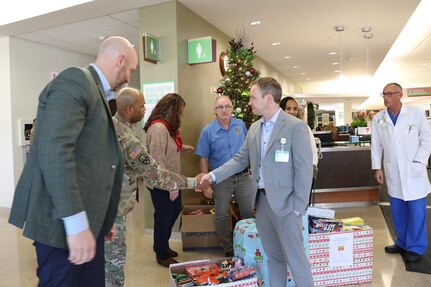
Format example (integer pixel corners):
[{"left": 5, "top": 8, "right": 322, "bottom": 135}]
[{"left": 187, "top": 36, "right": 216, "bottom": 64}]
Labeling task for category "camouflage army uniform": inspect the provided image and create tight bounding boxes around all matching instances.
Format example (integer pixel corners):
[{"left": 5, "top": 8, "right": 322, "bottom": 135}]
[{"left": 105, "top": 114, "right": 197, "bottom": 287}]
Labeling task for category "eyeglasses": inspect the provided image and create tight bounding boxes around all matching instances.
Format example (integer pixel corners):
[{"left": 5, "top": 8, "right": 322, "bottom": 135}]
[
  {"left": 215, "top": 105, "right": 233, "bottom": 110},
  {"left": 380, "top": 91, "right": 400, "bottom": 97}
]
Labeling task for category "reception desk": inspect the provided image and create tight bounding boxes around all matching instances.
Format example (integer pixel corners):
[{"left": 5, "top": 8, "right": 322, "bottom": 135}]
[{"left": 313, "top": 144, "right": 380, "bottom": 205}]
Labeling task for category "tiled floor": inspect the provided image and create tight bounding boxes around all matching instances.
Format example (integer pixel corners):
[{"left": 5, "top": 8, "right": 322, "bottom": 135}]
[{"left": 1, "top": 202, "right": 430, "bottom": 286}]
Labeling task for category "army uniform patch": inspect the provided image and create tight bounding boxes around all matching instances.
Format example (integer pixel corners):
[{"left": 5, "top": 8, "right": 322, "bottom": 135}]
[
  {"left": 139, "top": 153, "right": 150, "bottom": 165},
  {"left": 129, "top": 147, "right": 142, "bottom": 160}
]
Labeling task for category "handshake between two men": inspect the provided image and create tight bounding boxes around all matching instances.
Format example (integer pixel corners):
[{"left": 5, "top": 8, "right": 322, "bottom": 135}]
[{"left": 194, "top": 173, "right": 213, "bottom": 199}]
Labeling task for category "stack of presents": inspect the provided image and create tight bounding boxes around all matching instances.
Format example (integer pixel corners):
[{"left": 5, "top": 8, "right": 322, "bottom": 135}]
[{"left": 170, "top": 206, "right": 373, "bottom": 287}]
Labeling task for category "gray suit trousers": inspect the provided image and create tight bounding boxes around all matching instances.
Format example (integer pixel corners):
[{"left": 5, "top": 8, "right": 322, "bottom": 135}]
[{"left": 256, "top": 193, "right": 314, "bottom": 287}]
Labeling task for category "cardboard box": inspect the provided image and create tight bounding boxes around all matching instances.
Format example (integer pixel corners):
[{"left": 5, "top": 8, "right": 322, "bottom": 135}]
[
  {"left": 309, "top": 226, "right": 373, "bottom": 286},
  {"left": 181, "top": 205, "right": 227, "bottom": 251},
  {"left": 169, "top": 258, "right": 258, "bottom": 287}
]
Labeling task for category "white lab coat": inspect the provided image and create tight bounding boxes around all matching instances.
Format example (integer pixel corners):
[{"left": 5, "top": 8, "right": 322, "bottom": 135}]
[
  {"left": 371, "top": 105, "right": 431, "bottom": 200},
  {"left": 307, "top": 126, "right": 319, "bottom": 166}
]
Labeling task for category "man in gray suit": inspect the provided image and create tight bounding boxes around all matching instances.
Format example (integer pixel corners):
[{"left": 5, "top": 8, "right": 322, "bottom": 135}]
[
  {"left": 201, "top": 77, "right": 314, "bottom": 286},
  {"left": 9, "top": 36, "right": 138, "bottom": 286}
]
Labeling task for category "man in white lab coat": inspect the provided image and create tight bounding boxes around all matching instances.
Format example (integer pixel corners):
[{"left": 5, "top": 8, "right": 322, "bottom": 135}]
[{"left": 371, "top": 82, "right": 431, "bottom": 263}]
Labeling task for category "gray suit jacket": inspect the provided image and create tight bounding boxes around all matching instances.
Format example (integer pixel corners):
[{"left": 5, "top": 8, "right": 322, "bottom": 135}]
[
  {"left": 9, "top": 66, "right": 124, "bottom": 249},
  {"left": 213, "top": 110, "right": 313, "bottom": 215}
]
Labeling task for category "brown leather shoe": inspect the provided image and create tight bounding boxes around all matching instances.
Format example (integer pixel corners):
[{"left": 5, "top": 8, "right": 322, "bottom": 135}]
[
  {"left": 168, "top": 248, "right": 179, "bottom": 258},
  {"left": 156, "top": 257, "right": 179, "bottom": 268}
]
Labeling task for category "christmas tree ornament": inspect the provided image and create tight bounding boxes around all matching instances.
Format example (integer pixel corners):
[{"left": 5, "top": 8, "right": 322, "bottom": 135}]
[
  {"left": 216, "top": 87, "right": 223, "bottom": 94},
  {"left": 245, "top": 71, "right": 251, "bottom": 77}
]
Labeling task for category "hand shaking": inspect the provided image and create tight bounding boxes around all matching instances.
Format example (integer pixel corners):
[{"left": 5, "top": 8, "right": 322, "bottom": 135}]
[
  {"left": 195, "top": 173, "right": 211, "bottom": 191},
  {"left": 203, "top": 186, "right": 213, "bottom": 199}
]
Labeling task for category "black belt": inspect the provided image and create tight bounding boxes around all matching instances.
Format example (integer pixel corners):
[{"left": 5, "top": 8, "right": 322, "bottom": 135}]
[
  {"left": 234, "top": 168, "right": 249, "bottom": 176},
  {"left": 258, "top": 188, "right": 266, "bottom": 195}
]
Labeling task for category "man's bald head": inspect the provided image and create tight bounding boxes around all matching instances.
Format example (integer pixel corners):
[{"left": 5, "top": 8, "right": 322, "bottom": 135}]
[
  {"left": 95, "top": 36, "right": 138, "bottom": 92},
  {"left": 97, "top": 36, "right": 134, "bottom": 59},
  {"left": 116, "top": 87, "right": 146, "bottom": 124}
]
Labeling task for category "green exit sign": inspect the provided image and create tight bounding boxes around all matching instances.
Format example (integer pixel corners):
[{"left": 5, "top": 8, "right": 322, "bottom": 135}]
[{"left": 187, "top": 36, "right": 216, "bottom": 64}]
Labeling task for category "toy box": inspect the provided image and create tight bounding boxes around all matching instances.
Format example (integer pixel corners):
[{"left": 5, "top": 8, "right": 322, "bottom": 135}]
[
  {"left": 169, "top": 258, "right": 258, "bottom": 287},
  {"left": 181, "top": 205, "right": 223, "bottom": 251}
]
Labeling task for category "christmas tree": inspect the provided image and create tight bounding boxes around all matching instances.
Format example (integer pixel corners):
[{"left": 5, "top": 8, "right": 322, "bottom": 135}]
[{"left": 217, "top": 37, "right": 260, "bottom": 128}]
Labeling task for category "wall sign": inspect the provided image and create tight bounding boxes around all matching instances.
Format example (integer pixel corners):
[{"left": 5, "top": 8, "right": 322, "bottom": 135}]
[
  {"left": 187, "top": 36, "right": 216, "bottom": 64},
  {"left": 406, "top": 87, "right": 431, "bottom": 97},
  {"left": 143, "top": 33, "right": 160, "bottom": 64},
  {"left": 141, "top": 81, "right": 175, "bottom": 124}
]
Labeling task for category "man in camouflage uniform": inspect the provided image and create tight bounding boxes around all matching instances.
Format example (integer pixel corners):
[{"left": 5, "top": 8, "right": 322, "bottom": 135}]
[{"left": 105, "top": 87, "right": 207, "bottom": 287}]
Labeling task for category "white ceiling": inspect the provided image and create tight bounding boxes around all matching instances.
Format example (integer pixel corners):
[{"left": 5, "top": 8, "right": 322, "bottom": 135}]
[{"left": 1, "top": 0, "right": 430, "bottom": 100}]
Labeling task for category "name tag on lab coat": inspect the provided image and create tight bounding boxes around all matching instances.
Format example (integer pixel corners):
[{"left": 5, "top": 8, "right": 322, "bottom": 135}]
[{"left": 275, "top": 150, "right": 289, "bottom": 162}]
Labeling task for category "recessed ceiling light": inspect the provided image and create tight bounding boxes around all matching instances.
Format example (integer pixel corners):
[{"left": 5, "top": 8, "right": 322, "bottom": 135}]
[
  {"left": 271, "top": 42, "right": 281, "bottom": 46},
  {"left": 251, "top": 21, "right": 262, "bottom": 26},
  {"left": 301, "top": 72, "right": 307, "bottom": 75},
  {"left": 334, "top": 70, "right": 340, "bottom": 73},
  {"left": 284, "top": 56, "right": 292, "bottom": 59},
  {"left": 292, "top": 65, "right": 299, "bottom": 69},
  {"left": 332, "top": 62, "right": 339, "bottom": 65},
  {"left": 421, "top": 63, "right": 428, "bottom": 66},
  {"left": 306, "top": 78, "right": 311, "bottom": 81},
  {"left": 329, "top": 52, "right": 337, "bottom": 55}
]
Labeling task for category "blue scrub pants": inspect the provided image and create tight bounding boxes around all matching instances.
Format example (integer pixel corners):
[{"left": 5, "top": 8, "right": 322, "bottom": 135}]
[{"left": 390, "top": 196, "right": 428, "bottom": 255}]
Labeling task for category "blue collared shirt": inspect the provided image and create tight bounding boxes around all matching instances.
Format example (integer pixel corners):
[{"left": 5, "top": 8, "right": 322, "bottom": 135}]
[
  {"left": 258, "top": 108, "right": 282, "bottom": 188},
  {"left": 196, "top": 117, "right": 247, "bottom": 170},
  {"left": 90, "top": 63, "right": 112, "bottom": 100}
]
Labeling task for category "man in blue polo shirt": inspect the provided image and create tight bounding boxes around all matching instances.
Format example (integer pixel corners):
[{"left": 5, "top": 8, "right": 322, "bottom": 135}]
[{"left": 196, "top": 95, "right": 254, "bottom": 257}]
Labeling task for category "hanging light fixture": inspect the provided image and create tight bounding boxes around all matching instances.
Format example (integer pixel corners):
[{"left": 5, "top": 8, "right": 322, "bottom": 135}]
[
  {"left": 335, "top": 25, "right": 345, "bottom": 79},
  {"left": 362, "top": 27, "right": 373, "bottom": 76}
]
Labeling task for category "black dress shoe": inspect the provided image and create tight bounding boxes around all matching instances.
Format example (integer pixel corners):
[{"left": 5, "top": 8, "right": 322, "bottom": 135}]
[
  {"left": 385, "top": 244, "right": 403, "bottom": 254},
  {"left": 156, "top": 257, "right": 179, "bottom": 268},
  {"left": 168, "top": 248, "right": 179, "bottom": 258},
  {"left": 405, "top": 251, "right": 422, "bottom": 263}
]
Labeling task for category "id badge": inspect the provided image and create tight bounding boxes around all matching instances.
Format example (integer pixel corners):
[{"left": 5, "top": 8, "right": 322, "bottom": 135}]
[{"left": 275, "top": 149, "right": 289, "bottom": 162}]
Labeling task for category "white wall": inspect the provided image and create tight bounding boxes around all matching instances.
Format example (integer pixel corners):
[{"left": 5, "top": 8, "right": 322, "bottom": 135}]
[
  {"left": 0, "top": 37, "right": 15, "bottom": 208},
  {"left": 0, "top": 38, "right": 95, "bottom": 208}
]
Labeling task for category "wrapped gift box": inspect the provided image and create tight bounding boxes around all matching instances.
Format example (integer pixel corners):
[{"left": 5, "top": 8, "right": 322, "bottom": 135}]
[
  {"left": 233, "top": 216, "right": 309, "bottom": 287},
  {"left": 309, "top": 227, "right": 373, "bottom": 286},
  {"left": 233, "top": 209, "right": 373, "bottom": 287}
]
